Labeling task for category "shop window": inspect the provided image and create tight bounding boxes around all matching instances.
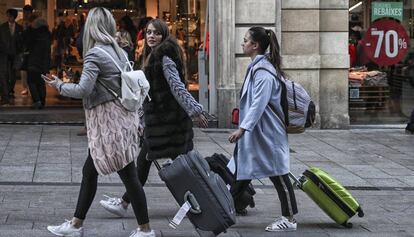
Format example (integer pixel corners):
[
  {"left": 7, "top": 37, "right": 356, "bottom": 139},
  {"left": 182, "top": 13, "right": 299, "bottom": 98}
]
[
  {"left": 349, "top": 0, "right": 414, "bottom": 124},
  {"left": 158, "top": 0, "right": 206, "bottom": 101}
]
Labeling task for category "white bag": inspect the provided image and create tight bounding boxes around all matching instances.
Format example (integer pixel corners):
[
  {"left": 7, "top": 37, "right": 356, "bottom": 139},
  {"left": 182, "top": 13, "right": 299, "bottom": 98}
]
[{"left": 95, "top": 47, "right": 150, "bottom": 112}]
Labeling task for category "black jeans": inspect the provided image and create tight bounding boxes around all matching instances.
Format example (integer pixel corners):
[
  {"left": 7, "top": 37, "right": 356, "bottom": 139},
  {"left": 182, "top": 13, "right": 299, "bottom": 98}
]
[
  {"left": 6, "top": 56, "right": 16, "bottom": 95},
  {"left": 0, "top": 69, "right": 9, "bottom": 103},
  {"left": 27, "top": 71, "right": 46, "bottom": 105},
  {"left": 231, "top": 174, "right": 298, "bottom": 217},
  {"left": 122, "top": 143, "right": 151, "bottom": 203},
  {"left": 74, "top": 152, "right": 149, "bottom": 225}
]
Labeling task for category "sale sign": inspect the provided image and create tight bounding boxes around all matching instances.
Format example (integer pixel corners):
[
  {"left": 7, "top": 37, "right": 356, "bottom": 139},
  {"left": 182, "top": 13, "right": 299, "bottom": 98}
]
[{"left": 362, "top": 19, "right": 409, "bottom": 66}]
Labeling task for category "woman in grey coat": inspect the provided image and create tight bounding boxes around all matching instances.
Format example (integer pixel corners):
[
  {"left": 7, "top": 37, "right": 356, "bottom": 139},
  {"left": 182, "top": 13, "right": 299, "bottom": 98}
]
[
  {"left": 44, "top": 7, "right": 155, "bottom": 237},
  {"left": 228, "top": 27, "right": 298, "bottom": 232}
]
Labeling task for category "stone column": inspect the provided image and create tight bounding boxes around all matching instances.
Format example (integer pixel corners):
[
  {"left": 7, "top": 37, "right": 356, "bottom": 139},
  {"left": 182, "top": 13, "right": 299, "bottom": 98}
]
[
  {"left": 215, "top": 0, "right": 236, "bottom": 127},
  {"left": 319, "top": 0, "right": 350, "bottom": 128},
  {"left": 281, "top": 0, "right": 322, "bottom": 128},
  {"left": 218, "top": 0, "right": 277, "bottom": 128}
]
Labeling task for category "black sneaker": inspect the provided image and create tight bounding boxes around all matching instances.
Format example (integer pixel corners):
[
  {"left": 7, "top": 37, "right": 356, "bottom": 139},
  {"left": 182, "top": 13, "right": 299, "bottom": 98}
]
[
  {"left": 406, "top": 124, "right": 414, "bottom": 135},
  {"left": 236, "top": 208, "right": 248, "bottom": 216},
  {"left": 30, "top": 101, "right": 43, "bottom": 110}
]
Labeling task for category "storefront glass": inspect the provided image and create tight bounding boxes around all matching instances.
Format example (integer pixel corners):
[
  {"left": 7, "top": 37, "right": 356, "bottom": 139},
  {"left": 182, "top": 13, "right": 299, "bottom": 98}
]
[
  {"left": 349, "top": 0, "right": 414, "bottom": 124},
  {"left": 154, "top": 0, "right": 207, "bottom": 100},
  {"left": 1, "top": 0, "right": 206, "bottom": 109}
]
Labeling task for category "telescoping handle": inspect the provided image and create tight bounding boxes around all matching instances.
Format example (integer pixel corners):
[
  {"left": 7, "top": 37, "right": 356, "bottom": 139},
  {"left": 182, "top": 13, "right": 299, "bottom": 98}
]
[
  {"left": 288, "top": 172, "right": 304, "bottom": 189},
  {"left": 154, "top": 160, "right": 162, "bottom": 171}
]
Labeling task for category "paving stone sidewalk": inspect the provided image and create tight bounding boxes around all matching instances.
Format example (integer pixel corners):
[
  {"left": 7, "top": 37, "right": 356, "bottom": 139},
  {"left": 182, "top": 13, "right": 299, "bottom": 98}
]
[{"left": 0, "top": 125, "right": 413, "bottom": 236}]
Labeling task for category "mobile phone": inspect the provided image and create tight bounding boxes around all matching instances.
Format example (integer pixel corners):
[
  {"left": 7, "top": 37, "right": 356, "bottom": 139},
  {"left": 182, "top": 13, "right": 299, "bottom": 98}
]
[{"left": 41, "top": 74, "right": 52, "bottom": 81}]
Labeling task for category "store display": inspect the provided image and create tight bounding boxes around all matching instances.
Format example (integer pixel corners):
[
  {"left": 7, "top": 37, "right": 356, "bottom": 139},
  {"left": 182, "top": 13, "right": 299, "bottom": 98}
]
[{"left": 349, "top": 67, "right": 390, "bottom": 111}]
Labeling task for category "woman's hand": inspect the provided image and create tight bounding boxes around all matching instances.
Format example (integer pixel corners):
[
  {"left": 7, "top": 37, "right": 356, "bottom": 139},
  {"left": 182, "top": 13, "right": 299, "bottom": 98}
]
[
  {"left": 228, "top": 128, "right": 245, "bottom": 143},
  {"left": 194, "top": 113, "right": 209, "bottom": 128},
  {"left": 43, "top": 74, "right": 63, "bottom": 89}
]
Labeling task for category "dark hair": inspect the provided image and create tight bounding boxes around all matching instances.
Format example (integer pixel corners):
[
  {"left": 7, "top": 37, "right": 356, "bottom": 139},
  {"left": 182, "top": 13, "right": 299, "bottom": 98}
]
[
  {"left": 248, "top": 27, "right": 284, "bottom": 77},
  {"left": 6, "top": 9, "right": 18, "bottom": 19},
  {"left": 141, "top": 18, "right": 170, "bottom": 66},
  {"left": 138, "top": 17, "right": 153, "bottom": 31},
  {"left": 142, "top": 19, "right": 185, "bottom": 83},
  {"left": 120, "top": 15, "right": 136, "bottom": 34},
  {"left": 27, "top": 14, "right": 39, "bottom": 23},
  {"left": 120, "top": 15, "right": 137, "bottom": 46},
  {"left": 23, "top": 4, "right": 33, "bottom": 13}
]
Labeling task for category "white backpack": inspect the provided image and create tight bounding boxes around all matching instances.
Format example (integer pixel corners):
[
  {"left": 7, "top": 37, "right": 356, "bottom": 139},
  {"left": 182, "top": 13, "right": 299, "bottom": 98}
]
[
  {"left": 252, "top": 67, "right": 316, "bottom": 133},
  {"left": 95, "top": 47, "right": 150, "bottom": 112}
]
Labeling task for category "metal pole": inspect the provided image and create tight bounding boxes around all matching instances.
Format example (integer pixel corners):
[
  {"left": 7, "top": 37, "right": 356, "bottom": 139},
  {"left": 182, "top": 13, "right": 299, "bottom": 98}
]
[{"left": 208, "top": 0, "right": 217, "bottom": 115}]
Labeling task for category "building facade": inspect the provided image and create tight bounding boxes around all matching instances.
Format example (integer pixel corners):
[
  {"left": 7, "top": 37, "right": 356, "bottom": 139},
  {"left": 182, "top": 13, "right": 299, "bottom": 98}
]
[
  {"left": 213, "top": 0, "right": 350, "bottom": 128},
  {"left": 4, "top": 1, "right": 411, "bottom": 128}
]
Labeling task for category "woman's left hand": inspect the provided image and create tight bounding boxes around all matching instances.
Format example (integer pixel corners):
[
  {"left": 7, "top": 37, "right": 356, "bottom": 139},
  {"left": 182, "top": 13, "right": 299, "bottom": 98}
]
[
  {"left": 228, "top": 128, "right": 245, "bottom": 143},
  {"left": 194, "top": 113, "right": 209, "bottom": 128},
  {"left": 43, "top": 74, "right": 63, "bottom": 89}
]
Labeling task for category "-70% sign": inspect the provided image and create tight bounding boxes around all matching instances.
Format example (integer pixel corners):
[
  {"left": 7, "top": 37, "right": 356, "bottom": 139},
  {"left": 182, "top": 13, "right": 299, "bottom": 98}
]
[{"left": 363, "top": 19, "right": 409, "bottom": 66}]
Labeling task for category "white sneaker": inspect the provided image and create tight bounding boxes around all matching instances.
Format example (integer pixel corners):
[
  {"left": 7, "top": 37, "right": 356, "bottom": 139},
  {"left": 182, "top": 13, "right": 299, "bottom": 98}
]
[
  {"left": 99, "top": 195, "right": 128, "bottom": 217},
  {"left": 47, "top": 220, "right": 84, "bottom": 237},
  {"left": 129, "top": 228, "right": 156, "bottom": 237},
  {"left": 265, "top": 216, "right": 297, "bottom": 232}
]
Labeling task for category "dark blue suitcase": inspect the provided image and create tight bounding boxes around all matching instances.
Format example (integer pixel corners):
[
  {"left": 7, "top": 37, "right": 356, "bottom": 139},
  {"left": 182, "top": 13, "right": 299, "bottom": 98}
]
[{"left": 158, "top": 150, "right": 236, "bottom": 236}]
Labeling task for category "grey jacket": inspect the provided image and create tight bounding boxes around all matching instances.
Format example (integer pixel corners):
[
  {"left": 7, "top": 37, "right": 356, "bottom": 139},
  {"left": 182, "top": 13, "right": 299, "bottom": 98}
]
[{"left": 58, "top": 43, "right": 126, "bottom": 109}]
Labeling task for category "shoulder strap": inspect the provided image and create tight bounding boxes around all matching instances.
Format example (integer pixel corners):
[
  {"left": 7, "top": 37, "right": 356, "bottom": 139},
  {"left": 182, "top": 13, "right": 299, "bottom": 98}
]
[
  {"left": 251, "top": 67, "right": 289, "bottom": 127},
  {"left": 95, "top": 46, "right": 133, "bottom": 72},
  {"left": 97, "top": 79, "right": 120, "bottom": 99}
]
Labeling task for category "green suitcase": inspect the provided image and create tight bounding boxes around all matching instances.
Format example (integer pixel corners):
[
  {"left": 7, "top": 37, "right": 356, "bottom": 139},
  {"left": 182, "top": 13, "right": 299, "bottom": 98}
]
[{"left": 290, "top": 167, "right": 364, "bottom": 228}]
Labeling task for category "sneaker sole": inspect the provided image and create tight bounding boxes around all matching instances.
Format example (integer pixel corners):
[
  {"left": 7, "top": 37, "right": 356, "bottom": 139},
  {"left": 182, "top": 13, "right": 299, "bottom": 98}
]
[
  {"left": 47, "top": 226, "right": 83, "bottom": 237},
  {"left": 99, "top": 202, "right": 126, "bottom": 218},
  {"left": 47, "top": 227, "right": 65, "bottom": 236},
  {"left": 265, "top": 228, "right": 297, "bottom": 232}
]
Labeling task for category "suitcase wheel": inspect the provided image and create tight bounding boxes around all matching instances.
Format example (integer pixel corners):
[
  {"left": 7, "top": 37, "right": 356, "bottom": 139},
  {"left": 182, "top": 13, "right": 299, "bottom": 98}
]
[
  {"left": 342, "top": 222, "right": 353, "bottom": 229},
  {"left": 357, "top": 207, "right": 364, "bottom": 217},
  {"left": 184, "top": 191, "right": 202, "bottom": 214}
]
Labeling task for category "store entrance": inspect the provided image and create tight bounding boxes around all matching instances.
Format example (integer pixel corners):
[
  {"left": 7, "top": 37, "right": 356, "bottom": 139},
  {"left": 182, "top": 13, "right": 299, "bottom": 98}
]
[{"left": 6, "top": 0, "right": 207, "bottom": 108}]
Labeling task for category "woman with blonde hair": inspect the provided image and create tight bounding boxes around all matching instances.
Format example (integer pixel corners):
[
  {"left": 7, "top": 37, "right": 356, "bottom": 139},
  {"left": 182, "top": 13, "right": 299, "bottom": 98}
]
[{"left": 45, "top": 7, "right": 155, "bottom": 237}]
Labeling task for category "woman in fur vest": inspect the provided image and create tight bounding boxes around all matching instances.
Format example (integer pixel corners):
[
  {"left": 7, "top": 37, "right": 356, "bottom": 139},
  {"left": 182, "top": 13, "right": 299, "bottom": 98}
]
[{"left": 99, "top": 18, "right": 208, "bottom": 217}]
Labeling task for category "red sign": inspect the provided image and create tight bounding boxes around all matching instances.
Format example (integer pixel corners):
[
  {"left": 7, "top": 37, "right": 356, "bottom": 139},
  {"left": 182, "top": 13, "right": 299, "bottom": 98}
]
[{"left": 362, "top": 19, "right": 409, "bottom": 66}]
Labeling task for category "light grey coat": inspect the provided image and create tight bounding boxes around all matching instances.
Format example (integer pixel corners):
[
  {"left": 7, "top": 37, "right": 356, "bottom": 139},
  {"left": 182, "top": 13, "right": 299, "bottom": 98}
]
[
  {"left": 57, "top": 43, "right": 127, "bottom": 109},
  {"left": 236, "top": 55, "right": 290, "bottom": 180}
]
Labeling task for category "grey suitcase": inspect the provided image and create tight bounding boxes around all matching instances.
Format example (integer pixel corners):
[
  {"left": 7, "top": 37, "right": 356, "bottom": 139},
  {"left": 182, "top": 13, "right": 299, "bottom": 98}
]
[{"left": 158, "top": 150, "right": 236, "bottom": 236}]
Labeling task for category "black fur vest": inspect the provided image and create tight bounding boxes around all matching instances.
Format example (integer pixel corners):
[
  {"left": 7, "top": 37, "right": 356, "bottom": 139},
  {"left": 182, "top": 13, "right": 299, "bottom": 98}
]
[{"left": 143, "top": 38, "right": 194, "bottom": 160}]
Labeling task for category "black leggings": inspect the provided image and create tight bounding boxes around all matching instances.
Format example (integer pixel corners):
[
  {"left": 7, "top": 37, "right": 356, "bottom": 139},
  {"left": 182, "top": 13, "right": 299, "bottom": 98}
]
[
  {"left": 231, "top": 174, "right": 298, "bottom": 217},
  {"left": 122, "top": 143, "right": 151, "bottom": 203},
  {"left": 27, "top": 71, "right": 46, "bottom": 105},
  {"left": 74, "top": 152, "right": 149, "bottom": 225}
]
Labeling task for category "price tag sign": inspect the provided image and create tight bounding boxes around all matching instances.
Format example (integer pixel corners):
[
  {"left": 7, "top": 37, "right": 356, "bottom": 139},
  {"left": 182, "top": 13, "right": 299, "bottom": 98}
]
[{"left": 362, "top": 19, "right": 409, "bottom": 66}]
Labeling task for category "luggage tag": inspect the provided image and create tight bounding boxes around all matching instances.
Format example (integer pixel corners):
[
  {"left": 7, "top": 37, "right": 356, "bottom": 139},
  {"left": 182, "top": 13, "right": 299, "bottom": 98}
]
[{"left": 169, "top": 201, "right": 191, "bottom": 229}]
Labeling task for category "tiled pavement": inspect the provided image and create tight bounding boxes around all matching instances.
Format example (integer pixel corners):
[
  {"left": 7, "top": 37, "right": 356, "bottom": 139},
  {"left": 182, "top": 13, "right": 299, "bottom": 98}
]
[{"left": 0, "top": 125, "right": 413, "bottom": 236}]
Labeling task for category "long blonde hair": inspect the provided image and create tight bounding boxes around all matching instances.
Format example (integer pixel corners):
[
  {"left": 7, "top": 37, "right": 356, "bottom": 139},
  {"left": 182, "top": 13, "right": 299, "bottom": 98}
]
[{"left": 82, "top": 7, "right": 125, "bottom": 59}]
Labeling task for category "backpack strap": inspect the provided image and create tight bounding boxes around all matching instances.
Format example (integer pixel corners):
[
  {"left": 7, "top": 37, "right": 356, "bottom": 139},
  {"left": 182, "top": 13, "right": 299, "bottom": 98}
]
[
  {"left": 94, "top": 46, "right": 124, "bottom": 99},
  {"left": 251, "top": 67, "right": 289, "bottom": 127},
  {"left": 95, "top": 46, "right": 134, "bottom": 71}
]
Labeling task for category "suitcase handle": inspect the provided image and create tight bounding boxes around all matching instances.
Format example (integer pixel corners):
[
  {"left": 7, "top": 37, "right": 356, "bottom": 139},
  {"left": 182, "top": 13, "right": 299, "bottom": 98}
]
[
  {"left": 288, "top": 172, "right": 304, "bottom": 189},
  {"left": 184, "top": 191, "right": 202, "bottom": 214}
]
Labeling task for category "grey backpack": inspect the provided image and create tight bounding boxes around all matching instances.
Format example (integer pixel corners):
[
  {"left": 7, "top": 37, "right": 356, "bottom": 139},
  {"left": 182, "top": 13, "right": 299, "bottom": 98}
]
[{"left": 252, "top": 68, "right": 316, "bottom": 133}]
